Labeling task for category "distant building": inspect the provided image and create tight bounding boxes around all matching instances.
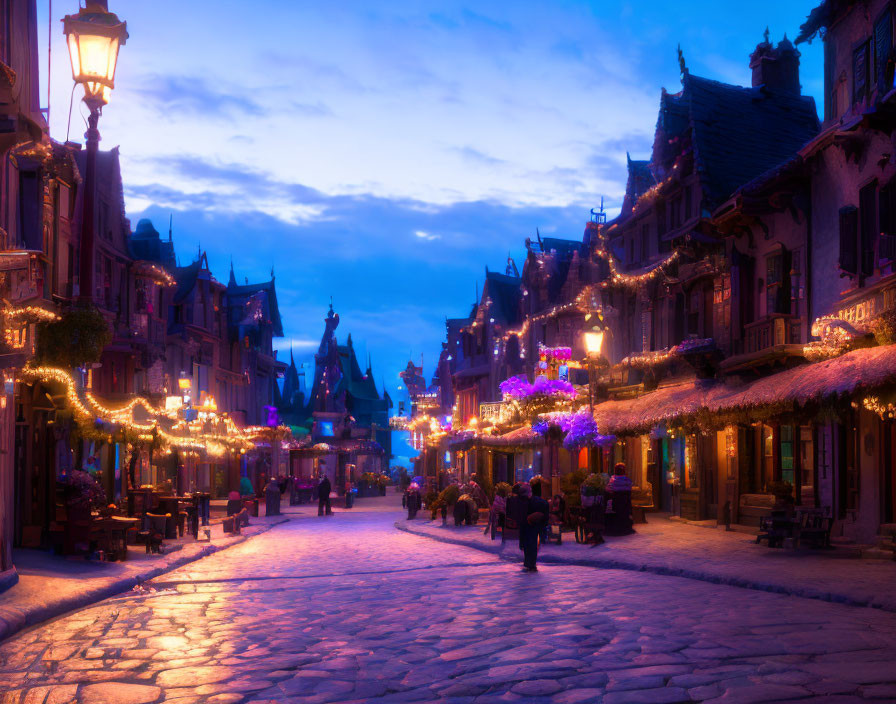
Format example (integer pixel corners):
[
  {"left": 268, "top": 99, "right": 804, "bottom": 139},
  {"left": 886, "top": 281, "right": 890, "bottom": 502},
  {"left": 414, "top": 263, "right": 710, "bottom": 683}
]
[{"left": 280, "top": 304, "right": 391, "bottom": 490}]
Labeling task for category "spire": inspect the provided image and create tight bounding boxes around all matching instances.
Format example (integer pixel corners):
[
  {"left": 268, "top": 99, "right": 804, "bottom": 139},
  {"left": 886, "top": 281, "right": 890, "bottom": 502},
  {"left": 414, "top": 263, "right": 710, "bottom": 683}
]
[
  {"left": 347, "top": 332, "right": 353, "bottom": 348},
  {"left": 367, "top": 352, "right": 372, "bottom": 374},
  {"left": 168, "top": 214, "right": 173, "bottom": 242},
  {"left": 228, "top": 257, "right": 236, "bottom": 287},
  {"left": 677, "top": 43, "right": 688, "bottom": 76}
]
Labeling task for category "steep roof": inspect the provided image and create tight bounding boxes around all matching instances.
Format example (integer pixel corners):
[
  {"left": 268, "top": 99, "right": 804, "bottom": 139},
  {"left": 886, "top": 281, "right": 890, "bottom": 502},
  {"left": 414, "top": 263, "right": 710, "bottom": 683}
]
[
  {"left": 483, "top": 270, "right": 521, "bottom": 326},
  {"left": 681, "top": 73, "right": 819, "bottom": 207},
  {"left": 130, "top": 218, "right": 176, "bottom": 270},
  {"left": 621, "top": 155, "right": 654, "bottom": 213},
  {"left": 796, "top": 0, "right": 854, "bottom": 44},
  {"left": 226, "top": 271, "right": 284, "bottom": 337},
  {"left": 172, "top": 259, "right": 202, "bottom": 304}
]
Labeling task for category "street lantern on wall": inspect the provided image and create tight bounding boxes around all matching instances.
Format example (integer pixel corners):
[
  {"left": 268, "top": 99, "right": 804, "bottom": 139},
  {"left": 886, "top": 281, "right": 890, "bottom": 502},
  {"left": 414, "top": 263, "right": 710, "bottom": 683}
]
[
  {"left": 62, "top": 0, "right": 127, "bottom": 304},
  {"left": 62, "top": 1, "right": 128, "bottom": 109}
]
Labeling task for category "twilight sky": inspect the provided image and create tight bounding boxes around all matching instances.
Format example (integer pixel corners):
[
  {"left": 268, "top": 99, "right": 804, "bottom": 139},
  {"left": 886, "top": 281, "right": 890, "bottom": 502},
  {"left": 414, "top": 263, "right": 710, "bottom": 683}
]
[{"left": 38, "top": 1, "right": 822, "bottom": 450}]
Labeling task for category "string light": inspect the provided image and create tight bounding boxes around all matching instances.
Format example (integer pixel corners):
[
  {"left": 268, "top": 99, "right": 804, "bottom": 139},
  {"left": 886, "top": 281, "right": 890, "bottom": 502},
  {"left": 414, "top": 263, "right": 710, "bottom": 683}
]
[{"left": 2, "top": 306, "right": 60, "bottom": 349}]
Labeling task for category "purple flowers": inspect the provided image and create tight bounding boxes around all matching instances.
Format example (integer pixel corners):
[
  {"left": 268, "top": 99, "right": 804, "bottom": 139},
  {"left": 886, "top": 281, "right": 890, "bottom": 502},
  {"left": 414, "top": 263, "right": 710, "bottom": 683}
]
[
  {"left": 59, "top": 469, "right": 107, "bottom": 510},
  {"left": 532, "top": 409, "right": 615, "bottom": 449},
  {"left": 499, "top": 375, "right": 577, "bottom": 400}
]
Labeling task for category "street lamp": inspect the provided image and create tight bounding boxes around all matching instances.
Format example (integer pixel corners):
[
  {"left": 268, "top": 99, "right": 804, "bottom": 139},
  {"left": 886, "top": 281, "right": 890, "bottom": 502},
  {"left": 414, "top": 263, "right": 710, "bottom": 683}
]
[
  {"left": 63, "top": 1, "right": 127, "bottom": 303},
  {"left": 583, "top": 328, "right": 605, "bottom": 474}
]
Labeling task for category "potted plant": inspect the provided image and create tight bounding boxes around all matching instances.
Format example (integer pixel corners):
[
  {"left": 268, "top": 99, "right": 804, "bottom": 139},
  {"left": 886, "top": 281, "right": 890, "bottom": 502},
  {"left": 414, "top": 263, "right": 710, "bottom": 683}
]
[
  {"left": 767, "top": 480, "right": 794, "bottom": 512},
  {"left": 430, "top": 484, "right": 460, "bottom": 522}
]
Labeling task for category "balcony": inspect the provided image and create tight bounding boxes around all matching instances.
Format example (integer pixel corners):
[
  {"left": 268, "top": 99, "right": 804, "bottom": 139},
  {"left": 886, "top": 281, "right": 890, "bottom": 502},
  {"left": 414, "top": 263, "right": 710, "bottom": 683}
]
[
  {"left": 721, "top": 314, "right": 804, "bottom": 374},
  {"left": 744, "top": 314, "right": 800, "bottom": 354}
]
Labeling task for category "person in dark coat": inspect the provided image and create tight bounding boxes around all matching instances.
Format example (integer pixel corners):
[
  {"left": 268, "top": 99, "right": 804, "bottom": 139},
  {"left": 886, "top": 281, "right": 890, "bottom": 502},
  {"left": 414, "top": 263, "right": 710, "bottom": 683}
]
[
  {"left": 317, "top": 475, "right": 333, "bottom": 516},
  {"left": 518, "top": 483, "right": 549, "bottom": 572}
]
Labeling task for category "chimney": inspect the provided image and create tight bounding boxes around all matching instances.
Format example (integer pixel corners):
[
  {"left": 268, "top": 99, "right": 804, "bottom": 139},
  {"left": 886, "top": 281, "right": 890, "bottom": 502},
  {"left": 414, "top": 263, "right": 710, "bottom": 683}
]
[{"left": 750, "top": 35, "right": 801, "bottom": 95}]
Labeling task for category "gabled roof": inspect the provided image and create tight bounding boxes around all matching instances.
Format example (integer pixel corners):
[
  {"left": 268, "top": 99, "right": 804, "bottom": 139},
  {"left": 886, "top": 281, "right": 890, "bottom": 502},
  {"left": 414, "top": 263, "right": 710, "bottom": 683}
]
[
  {"left": 680, "top": 73, "right": 819, "bottom": 208},
  {"left": 226, "top": 268, "right": 284, "bottom": 337},
  {"left": 621, "top": 155, "right": 654, "bottom": 213},
  {"left": 172, "top": 259, "right": 203, "bottom": 304},
  {"left": 796, "top": 0, "right": 854, "bottom": 44},
  {"left": 483, "top": 270, "right": 521, "bottom": 326}
]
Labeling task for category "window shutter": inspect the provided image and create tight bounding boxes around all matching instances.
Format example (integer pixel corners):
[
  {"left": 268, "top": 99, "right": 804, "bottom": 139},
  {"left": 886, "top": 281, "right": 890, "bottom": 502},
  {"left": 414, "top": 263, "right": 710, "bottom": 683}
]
[
  {"left": 875, "top": 10, "right": 893, "bottom": 92},
  {"left": 854, "top": 42, "right": 870, "bottom": 103},
  {"left": 880, "top": 181, "right": 896, "bottom": 260},
  {"left": 860, "top": 182, "right": 878, "bottom": 277},
  {"left": 839, "top": 205, "right": 859, "bottom": 275}
]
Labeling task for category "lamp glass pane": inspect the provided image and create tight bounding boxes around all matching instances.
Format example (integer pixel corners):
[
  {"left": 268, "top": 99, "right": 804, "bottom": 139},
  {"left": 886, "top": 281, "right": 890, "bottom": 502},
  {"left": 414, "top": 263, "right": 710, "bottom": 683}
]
[
  {"left": 77, "top": 33, "right": 114, "bottom": 81},
  {"left": 106, "top": 37, "right": 120, "bottom": 83},
  {"left": 66, "top": 34, "right": 81, "bottom": 80}
]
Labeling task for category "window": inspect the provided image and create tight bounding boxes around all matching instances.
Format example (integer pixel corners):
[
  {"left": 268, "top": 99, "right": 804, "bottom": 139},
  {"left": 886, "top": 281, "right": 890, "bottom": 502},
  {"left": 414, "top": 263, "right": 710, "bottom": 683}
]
[
  {"left": 875, "top": 9, "right": 894, "bottom": 93},
  {"left": 640, "top": 223, "right": 650, "bottom": 263},
  {"left": 628, "top": 236, "right": 635, "bottom": 265},
  {"left": 656, "top": 201, "right": 666, "bottom": 238},
  {"left": 765, "top": 250, "right": 790, "bottom": 315},
  {"left": 854, "top": 39, "right": 871, "bottom": 104},
  {"left": 825, "top": 39, "right": 837, "bottom": 121},
  {"left": 880, "top": 180, "right": 896, "bottom": 262},
  {"left": 860, "top": 181, "right": 878, "bottom": 278},
  {"left": 839, "top": 205, "right": 859, "bottom": 275},
  {"left": 18, "top": 170, "right": 41, "bottom": 250},
  {"left": 685, "top": 185, "right": 693, "bottom": 221}
]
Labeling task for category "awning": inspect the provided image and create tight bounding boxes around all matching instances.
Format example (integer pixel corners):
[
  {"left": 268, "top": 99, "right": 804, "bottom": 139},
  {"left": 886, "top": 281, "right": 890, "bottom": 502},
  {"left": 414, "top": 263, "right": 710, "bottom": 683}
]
[
  {"left": 479, "top": 426, "right": 542, "bottom": 448},
  {"left": 593, "top": 344, "right": 896, "bottom": 434}
]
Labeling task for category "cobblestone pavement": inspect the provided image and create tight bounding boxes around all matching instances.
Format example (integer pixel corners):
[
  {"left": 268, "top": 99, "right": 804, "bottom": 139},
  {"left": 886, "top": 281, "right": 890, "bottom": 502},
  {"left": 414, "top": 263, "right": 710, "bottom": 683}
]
[
  {"left": 1, "top": 500, "right": 896, "bottom": 703},
  {"left": 400, "top": 513, "right": 896, "bottom": 611}
]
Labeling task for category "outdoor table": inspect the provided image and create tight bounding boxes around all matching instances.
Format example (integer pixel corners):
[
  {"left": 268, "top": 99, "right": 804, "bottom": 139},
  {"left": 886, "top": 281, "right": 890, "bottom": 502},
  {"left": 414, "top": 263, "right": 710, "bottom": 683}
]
[{"left": 93, "top": 516, "right": 139, "bottom": 561}]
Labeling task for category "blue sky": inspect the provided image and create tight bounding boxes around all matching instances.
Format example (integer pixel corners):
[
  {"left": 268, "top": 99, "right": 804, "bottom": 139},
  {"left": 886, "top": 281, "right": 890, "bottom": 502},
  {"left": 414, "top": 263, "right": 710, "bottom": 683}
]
[{"left": 38, "top": 1, "right": 823, "bottom": 463}]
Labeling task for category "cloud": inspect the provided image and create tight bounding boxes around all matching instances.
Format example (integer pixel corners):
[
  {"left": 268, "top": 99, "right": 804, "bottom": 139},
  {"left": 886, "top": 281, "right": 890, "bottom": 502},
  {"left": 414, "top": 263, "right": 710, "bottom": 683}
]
[
  {"left": 129, "top": 74, "right": 264, "bottom": 118},
  {"left": 451, "top": 146, "right": 506, "bottom": 167},
  {"left": 414, "top": 230, "right": 440, "bottom": 241}
]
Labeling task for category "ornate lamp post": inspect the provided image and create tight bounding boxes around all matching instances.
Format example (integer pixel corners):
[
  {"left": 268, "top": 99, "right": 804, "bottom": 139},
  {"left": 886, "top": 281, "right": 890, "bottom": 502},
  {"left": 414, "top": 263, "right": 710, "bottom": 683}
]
[
  {"left": 583, "top": 328, "right": 604, "bottom": 474},
  {"left": 63, "top": 0, "right": 127, "bottom": 303}
]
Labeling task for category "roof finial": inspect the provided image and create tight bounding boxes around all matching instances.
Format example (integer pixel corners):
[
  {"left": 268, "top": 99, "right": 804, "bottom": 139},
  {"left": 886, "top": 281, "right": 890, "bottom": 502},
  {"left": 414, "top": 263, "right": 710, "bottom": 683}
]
[
  {"left": 677, "top": 43, "right": 688, "bottom": 76},
  {"left": 271, "top": 264, "right": 275, "bottom": 279},
  {"left": 764, "top": 26, "right": 770, "bottom": 45},
  {"left": 168, "top": 214, "right": 173, "bottom": 242}
]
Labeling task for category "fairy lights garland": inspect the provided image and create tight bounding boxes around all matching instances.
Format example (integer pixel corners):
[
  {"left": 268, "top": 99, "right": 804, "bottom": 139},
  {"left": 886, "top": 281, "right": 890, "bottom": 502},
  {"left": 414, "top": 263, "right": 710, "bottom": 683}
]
[
  {"left": 3, "top": 306, "right": 60, "bottom": 349},
  {"left": 21, "top": 365, "right": 258, "bottom": 455}
]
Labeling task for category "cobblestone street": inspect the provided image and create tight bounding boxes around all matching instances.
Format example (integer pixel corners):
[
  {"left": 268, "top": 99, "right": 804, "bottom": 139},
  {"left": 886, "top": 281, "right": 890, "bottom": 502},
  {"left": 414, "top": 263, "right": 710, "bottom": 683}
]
[{"left": 1, "top": 499, "right": 896, "bottom": 703}]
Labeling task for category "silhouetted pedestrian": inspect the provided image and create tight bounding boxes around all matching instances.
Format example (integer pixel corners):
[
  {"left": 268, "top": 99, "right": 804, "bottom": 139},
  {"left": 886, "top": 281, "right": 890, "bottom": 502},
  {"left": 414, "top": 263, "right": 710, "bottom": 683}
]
[
  {"left": 317, "top": 475, "right": 332, "bottom": 516},
  {"left": 519, "top": 482, "right": 548, "bottom": 572}
]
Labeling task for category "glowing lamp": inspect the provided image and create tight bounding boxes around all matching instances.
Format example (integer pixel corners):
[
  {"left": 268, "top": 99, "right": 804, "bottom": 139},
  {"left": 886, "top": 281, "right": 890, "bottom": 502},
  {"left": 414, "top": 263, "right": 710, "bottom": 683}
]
[
  {"left": 584, "top": 330, "right": 604, "bottom": 357},
  {"left": 62, "top": 1, "right": 128, "bottom": 108}
]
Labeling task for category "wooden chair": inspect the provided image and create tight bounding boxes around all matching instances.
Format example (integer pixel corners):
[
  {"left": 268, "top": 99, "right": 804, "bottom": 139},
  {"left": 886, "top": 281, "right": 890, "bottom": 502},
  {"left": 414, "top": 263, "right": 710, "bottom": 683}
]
[
  {"left": 575, "top": 497, "right": 606, "bottom": 545},
  {"left": 546, "top": 495, "right": 569, "bottom": 545},
  {"left": 142, "top": 513, "right": 169, "bottom": 554},
  {"left": 756, "top": 510, "right": 794, "bottom": 548},
  {"left": 795, "top": 509, "right": 832, "bottom": 549}
]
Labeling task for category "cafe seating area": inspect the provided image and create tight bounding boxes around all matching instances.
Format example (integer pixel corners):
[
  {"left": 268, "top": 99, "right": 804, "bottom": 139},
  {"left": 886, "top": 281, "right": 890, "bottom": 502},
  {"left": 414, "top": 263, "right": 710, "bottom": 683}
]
[{"left": 51, "top": 487, "right": 213, "bottom": 562}]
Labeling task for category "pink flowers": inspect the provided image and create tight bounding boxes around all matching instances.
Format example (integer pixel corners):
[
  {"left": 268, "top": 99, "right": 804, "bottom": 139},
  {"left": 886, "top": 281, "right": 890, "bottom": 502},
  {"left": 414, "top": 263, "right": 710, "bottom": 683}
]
[{"left": 539, "top": 345, "right": 572, "bottom": 362}]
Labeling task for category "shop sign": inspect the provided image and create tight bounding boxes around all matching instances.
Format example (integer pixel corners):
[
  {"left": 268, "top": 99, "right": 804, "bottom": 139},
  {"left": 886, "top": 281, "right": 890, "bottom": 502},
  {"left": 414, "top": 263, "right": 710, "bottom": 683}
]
[
  {"left": 479, "top": 401, "right": 504, "bottom": 424},
  {"left": 834, "top": 285, "right": 896, "bottom": 327}
]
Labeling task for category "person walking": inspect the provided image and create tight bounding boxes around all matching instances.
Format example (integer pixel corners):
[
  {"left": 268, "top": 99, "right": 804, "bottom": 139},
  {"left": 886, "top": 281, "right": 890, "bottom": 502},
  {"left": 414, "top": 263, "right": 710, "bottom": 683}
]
[
  {"left": 317, "top": 475, "right": 333, "bottom": 516},
  {"left": 518, "top": 482, "right": 548, "bottom": 572}
]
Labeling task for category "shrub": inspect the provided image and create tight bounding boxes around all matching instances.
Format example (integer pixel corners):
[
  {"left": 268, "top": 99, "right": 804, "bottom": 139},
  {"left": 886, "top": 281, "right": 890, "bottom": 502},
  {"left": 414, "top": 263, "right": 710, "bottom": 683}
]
[
  {"left": 560, "top": 468, "right": 588, "bottom": 509},
  {"left": 35, "top": 306, "right": 111, "bottom": 369}
]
